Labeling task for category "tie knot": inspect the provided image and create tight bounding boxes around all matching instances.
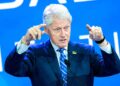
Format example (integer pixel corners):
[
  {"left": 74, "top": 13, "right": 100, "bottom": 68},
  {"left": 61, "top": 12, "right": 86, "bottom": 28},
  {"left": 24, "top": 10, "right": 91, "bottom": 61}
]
[{"left": 57, "top": 48, "right": 65, "bottom": 53}]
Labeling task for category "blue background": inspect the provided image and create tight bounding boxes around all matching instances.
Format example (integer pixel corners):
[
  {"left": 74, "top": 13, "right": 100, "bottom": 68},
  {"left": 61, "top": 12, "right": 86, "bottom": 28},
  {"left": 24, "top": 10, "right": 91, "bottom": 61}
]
[{"left": 0, "top": 0, "right": 120, "bottom": 86}]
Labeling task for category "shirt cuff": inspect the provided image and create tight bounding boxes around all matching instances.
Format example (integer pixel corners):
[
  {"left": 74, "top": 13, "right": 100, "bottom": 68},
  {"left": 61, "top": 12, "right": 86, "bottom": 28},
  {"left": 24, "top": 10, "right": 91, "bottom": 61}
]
[
  {"left": 98, "top": 39, "right": 112, "bottom": 54},
  {"left": 16, "top": 40, "right": 29, "bottom": 54}
]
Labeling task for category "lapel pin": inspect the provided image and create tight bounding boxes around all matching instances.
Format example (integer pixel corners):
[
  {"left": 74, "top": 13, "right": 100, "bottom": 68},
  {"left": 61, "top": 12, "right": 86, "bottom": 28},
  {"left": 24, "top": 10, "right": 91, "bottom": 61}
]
[{"left": 72, "top": 51, "right": 77, "bottom": 54}]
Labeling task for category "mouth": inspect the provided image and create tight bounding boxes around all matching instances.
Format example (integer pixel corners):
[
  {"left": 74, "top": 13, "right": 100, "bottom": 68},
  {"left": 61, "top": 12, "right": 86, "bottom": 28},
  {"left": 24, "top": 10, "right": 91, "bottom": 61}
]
[{"left": 59, "top": 39, "right": 67, "bottom": 43}]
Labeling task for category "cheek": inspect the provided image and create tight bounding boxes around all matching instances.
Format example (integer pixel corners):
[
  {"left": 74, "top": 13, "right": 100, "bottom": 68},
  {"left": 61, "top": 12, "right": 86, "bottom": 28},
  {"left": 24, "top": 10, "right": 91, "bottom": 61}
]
[
  {"left": 67, "top": 31, "right": 71, "bottom": 37},
  {"left": 50, "top": 34, "right": 59, "bottom": 42}
]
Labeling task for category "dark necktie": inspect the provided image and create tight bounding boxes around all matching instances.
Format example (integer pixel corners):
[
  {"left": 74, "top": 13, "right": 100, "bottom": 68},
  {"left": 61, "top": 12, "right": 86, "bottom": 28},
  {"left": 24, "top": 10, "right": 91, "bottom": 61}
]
[{"left": 57, "top": 48, "right": 67, "bottom": 86}]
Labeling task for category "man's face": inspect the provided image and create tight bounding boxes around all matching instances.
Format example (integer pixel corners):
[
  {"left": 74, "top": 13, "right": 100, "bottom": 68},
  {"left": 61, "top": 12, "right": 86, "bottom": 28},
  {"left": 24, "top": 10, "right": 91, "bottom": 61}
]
[{"left": 46, "top": 18, "right": 71, "bottom": 48}]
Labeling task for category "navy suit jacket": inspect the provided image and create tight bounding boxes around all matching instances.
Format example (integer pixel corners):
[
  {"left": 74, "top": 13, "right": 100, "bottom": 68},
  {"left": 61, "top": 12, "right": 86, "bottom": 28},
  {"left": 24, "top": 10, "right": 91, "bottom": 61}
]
[{"left": 5, "top": 40, "right": 120, "bottom": 86}]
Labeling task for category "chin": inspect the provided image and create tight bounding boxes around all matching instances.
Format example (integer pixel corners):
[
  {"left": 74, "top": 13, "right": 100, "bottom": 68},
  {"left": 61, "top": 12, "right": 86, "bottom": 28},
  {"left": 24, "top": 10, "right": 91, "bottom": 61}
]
[{"left": 58, "top": 44, "right": 67, "bottom": 48}]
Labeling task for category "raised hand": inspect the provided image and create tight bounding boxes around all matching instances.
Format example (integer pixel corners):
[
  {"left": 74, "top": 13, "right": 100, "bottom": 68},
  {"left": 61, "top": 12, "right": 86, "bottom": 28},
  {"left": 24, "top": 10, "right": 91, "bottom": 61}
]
[
  {"left": 21, "top": 24, "right": 46, "bottom": 45},
  {"left": 86, "top": 24, "right": 104, "bottom": 41}
]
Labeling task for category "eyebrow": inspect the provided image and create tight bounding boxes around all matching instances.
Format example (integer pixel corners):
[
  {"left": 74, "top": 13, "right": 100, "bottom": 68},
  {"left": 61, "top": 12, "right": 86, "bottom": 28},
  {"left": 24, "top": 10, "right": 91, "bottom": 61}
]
[{"left": 53, "top": 25, "right": 70, "bottom": 29}]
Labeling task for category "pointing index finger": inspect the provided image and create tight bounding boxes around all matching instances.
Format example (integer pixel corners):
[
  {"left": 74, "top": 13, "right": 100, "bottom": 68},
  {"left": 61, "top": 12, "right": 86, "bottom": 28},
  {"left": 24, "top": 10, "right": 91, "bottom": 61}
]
[{"left": 86, "top": 24, "right": 92, "bottom": 31}]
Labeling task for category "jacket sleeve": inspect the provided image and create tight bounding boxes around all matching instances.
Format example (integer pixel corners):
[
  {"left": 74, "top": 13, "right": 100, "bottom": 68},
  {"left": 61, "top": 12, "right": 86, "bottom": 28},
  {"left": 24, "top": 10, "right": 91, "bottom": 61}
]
[
  {"left": 90, "top": 46, "right": 120, "bottom": 77},
  {"left": 4, "top": 46, "right": 35, "bottom": 77}
]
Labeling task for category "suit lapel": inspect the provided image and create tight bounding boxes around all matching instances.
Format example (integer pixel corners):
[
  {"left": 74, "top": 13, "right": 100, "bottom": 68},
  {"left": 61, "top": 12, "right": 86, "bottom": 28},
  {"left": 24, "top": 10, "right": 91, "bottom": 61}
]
[
  {"left": 68, "top": 42, "right": 90, "bottom": 78},
  {"left": 67, "top": 42, "right": 83, "bottom": 77},
  {"left": 45, "top": 40, "right": 63, "bottom": 84}
]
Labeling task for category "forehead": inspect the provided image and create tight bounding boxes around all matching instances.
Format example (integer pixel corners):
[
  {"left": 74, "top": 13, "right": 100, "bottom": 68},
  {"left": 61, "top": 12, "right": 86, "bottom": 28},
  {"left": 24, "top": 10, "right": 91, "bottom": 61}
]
[{"left": 49, "top": 18, "right": 71, "bottom": 28}]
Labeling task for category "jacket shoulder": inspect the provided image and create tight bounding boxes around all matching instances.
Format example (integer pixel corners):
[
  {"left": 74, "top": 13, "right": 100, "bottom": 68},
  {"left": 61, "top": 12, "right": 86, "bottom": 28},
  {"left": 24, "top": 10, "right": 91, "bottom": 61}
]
[{"left": 69, "top": 41, "right": 93, "bottom": 51}]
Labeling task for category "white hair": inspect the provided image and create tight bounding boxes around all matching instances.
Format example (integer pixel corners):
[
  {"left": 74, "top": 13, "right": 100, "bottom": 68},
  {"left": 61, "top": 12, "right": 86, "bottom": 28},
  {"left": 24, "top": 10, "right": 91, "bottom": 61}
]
[{"left": 43, "top": 4, "right": 72, "bottom": 26}]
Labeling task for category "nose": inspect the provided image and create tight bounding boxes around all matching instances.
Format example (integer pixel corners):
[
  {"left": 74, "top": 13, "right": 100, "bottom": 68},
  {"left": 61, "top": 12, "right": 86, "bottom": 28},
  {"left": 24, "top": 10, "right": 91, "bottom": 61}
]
[{"left": 60, "top": 29, "right": 66, "bottom": 37}]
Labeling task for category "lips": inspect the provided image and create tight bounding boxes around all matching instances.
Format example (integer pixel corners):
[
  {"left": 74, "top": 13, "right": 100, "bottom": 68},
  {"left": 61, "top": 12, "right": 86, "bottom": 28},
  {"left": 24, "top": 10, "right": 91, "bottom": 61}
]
[{"left": 59, "top": 39, "right": 67, "bottom": 42}]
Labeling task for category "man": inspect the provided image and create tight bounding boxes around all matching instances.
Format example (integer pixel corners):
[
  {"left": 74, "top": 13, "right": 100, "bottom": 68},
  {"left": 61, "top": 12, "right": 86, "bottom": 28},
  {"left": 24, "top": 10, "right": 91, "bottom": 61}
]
[{"left": 5, "top": 4, "right": 120, "bottom": 86}]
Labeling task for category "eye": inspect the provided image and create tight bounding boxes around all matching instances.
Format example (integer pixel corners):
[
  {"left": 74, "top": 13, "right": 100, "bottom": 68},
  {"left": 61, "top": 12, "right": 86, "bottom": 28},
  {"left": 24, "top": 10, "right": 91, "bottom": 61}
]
[
  {"left": 55, "top": 27, "right": 61, "bottom": 31},
  {"left": 64, "top": 26, "right": 70, "bottom": 30}
]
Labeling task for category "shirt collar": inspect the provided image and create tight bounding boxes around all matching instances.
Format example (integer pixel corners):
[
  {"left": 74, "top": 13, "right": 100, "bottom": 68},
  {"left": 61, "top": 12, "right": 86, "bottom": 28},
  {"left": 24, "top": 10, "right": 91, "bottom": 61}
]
[{"left": 50, "top": 40, "right": 68, "bottom": 51}]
